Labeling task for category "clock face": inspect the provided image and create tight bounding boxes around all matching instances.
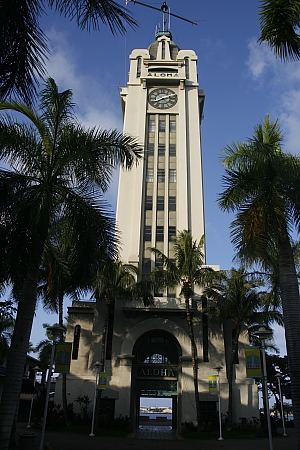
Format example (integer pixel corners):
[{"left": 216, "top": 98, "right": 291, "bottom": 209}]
[{"left": 148, "top": 88, "right": 178, "bottom": 109}]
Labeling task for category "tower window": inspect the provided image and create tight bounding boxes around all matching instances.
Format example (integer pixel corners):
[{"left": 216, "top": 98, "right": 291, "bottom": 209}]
[
  {"left": 156, "top": 226, "right": 164, "bottom": 242},
  {"left": 157, "top": 169, "right": 165, "bottom": 182},
  {"left": 162, "top": 40, "right": 166, "bottom": 59},
  {"left": 170, "top": 116, "right": 176, "bottom": 132},
  {"left": 185, "top": 57, "right": 190, "bottom": 79},
  {"left": 169, "top": 196, "right": 176, "bottom": 211},
  {"left": 148, "top": 117, "right": 155, "bottom": 132},
  {"left": 169, "top": 169, "right": 177, "bottom": 183},
  {"left": 169, "top": 144, "right": 176, "bottom": 156},
  {"left": 158, "top": 144, "right": 165, "bottom": 156},
  {"left": 142, "top": 258, "right": 151, "bottom": 276},
  {"left": 157, "top": 196, "right": 164, "bottom": 210},
  {"left": 72, "top": 325, "right": 81, "bottom": 360},
  {"left": 137, "top": 57, "right": 142, "bottom": 78},
  {"left": 159, "top": 117, "right": 166, "bottom": 132},
  {"left": 168, "top": 226, "right": 176, "bottom": 241},
  {"left": 144, "top": 225, "right": 152, "bottom": 241},
  {"left": 148, "top": 143, "right": 154, "bottom": 155},
  {"left": 146, "top": 168, "right": 154, "bottom": 182},
  {"left": 145, "top": 196, "right": 153, "bottom": 210}
]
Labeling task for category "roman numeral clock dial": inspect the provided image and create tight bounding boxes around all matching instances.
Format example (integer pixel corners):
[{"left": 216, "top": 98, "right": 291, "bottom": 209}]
[{"left": 148, "top": 88, "right": 178, "bottom": 109}]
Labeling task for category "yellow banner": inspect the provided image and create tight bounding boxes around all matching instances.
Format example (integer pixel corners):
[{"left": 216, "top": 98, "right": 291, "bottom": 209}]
[
  {"left": 208, "top": 375, "right": 218, "bottom": 392},
  {"left": 98, "top": 372, "right": 108, "bottom": 390},
  {"left": 55, "top": 342, "right": 72, "bottom": 373},
  {"left": 245, "top": 347, "right": 262, "bottom": 378}
]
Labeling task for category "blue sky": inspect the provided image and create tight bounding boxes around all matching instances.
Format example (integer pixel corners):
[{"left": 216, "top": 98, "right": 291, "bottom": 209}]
[{"left": 28, "top": 0, "right": 300, "bottom": 355}]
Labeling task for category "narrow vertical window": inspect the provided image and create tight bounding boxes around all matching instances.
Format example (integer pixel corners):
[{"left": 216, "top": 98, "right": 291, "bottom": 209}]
[
  {"left": 148, "top": 116, "right": 155, "bottom": 132},
  {"left": 202, "top": 298, "right": 209, "bottom": 362},
  {"left": 169, "top": 169, "right": 176, "bottom": 182},
  {"left": 156, "top": 226, "right": 164, "bottom": 241},
  {"left": 157, "top": 196, "right": 164, "bottom": 210},
  {"left": 72, "top": 325, "right": 81, "bottom": 360},
  {"left": 137, "top": 57, "right": 142, "bottom": 77},
  {"left": 157, "top": 169, "right": 165, "bottom": 182},
  {"left": 185, "top": 57, "right": 190, "bottom": 79},
  {"left": 146, "top": 168, "right": 154, "bottom": 182},
  {"left": 144, "top": 225, "right": 152, "bottom": 241},
  {"left": 106, "top": 300, "right": 115, "bottom": 360},
  {"left": 162, "top": 40, "right": 166, "bottom": 59}
]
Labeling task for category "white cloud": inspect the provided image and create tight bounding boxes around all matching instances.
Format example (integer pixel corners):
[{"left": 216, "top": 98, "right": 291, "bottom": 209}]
[
  {"left": 245, "top": 38, "right": 276, "bottom": 81},
  {"left": 44, "top": 27, "right": 122, "bottom": 131},
  {"left": 246, "top": 37, "right": 300, "bottom": 155}
]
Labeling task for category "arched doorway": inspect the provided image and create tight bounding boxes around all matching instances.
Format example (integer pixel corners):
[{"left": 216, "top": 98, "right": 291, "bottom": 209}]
[{"left": 131, "top": 331, "right": 181, "bottom": 431}]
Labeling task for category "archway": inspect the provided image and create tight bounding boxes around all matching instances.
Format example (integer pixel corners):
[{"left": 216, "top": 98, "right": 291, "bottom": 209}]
[{"left": 132, "top": 330, "right": 181, "bottom": 431}]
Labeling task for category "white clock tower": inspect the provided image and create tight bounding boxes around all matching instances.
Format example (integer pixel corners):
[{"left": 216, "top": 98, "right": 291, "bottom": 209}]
[{"left": 116, "top": 30, "right": 205, "bottom": 276}]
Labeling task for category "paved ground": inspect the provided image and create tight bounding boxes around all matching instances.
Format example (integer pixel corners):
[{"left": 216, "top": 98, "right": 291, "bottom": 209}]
[{"left": 16, "top": 422, "right": 297, "bottom": 450}]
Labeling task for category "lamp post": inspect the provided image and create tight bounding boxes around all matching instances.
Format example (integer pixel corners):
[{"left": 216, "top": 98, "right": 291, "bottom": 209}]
[
  {"left": 213, "top": 365, "right": 223, "bottom": 441},
  {"left": 39, "top": 324, "right": 64, "bottom": 450},
  {"left": 275, "top": 373, "right": 287, "bottom": 436},
  {"left": 255, "top": 327, "right": 273, "bottom": 450},
  {"left": 27, "top": 366, "right": 41, "bottom": 428},
  {"left": 89, "top": 361, "right": 101, "bottom": 437}
]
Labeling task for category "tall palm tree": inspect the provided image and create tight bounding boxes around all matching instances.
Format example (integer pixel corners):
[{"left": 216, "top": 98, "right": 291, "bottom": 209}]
[
  {"left": 258, "top": 0, "right": 300, "bottom": 61},
  {"left": 204, "top": 267, "right": 283, "bottom": 429},
  {"left": 0, "top": 313, "right": 14, "bottom": 365},
  {"left": 0, "top": 0, "right": 137, "bottom": 103},
  {"left": 0, "top": 77, "right": 142, "bottom": 450},
  {"left": 149, "top": 230, "right": 211, "bottom": 431},
  {"left": 218, "top": 116, "right": 300, "bottom": 447}
]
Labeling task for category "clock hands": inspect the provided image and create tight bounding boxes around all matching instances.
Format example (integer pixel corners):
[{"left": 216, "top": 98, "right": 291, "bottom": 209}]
[{"left": 153, "top": 93, "right": 177, "bottom": 103}]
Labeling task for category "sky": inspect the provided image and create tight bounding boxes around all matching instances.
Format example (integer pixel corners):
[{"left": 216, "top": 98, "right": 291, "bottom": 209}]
[{"left": 26, "top": 0, "right": 300, "bottom": 356}]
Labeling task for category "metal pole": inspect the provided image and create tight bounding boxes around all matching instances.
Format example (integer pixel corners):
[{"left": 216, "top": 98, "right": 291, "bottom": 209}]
[
  {"left": 39, "top": 344, "right": 56, "bottom": 450},
  {"left": 27, "top": 370, "right": 38, "bottom": 428},
  {"left": 260, "top": 338, "right": 273, "bottom": 450},
  {"left": 276, "top": 375, "right": 287, "bottom": 436},
  {"left": 217, "top": 369, "right": 223, "bottom": 441},
  {"left": 89, "top": 364, "right": 100, "bottom": 437}
]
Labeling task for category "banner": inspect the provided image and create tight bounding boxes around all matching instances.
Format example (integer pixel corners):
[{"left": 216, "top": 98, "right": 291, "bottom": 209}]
[
  {"left": 208, "top": 375, "right": 218, "bottom": 392},
  {"left": 245, "top": 346, "right": 262, "bottom": 378},
  {"left": 98, "top": 372, "right": 108, "bottom": 390},
  {"left": 55, "top": 342, "right": 72, "bottom": 373}
]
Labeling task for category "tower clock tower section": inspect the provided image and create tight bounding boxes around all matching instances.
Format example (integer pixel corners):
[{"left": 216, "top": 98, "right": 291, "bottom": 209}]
[{"left": 116, "top": 31, "right": 205, "bottom": 275}]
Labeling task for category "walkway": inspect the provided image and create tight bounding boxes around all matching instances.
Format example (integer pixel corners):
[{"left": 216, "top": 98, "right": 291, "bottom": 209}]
[{"left": 130, "top": 425, "right": 178, "bottom": 440}]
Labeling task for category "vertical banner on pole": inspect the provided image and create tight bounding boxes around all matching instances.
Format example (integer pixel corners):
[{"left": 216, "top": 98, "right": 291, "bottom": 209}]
[
  {"left": 208, "top": 375, "right": 218, "bottom": 392},
  {"left": 55, "top": 342, "right": 72, "bottom": 373},
  {"left": 98, "top": 372, "right": 108, "bottom": 390},
  {"left": 245, "top": 346, "right": 262, "bottom": 378}
]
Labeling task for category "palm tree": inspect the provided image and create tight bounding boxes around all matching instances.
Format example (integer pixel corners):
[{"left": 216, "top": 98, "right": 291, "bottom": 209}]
[
  {"left": 258, "top": 0, "right": 300, "bottom": 61},
  {"left": 0, "top": 77, "right": 142, "bottom": 450},
  {"left": 204, "top": 267, "right": 283, "bottom": 429},
  {"left": 0, "top": 313, "right": 14, "bottom": 365},
  {"left": 218, "top": 115, "right": 300, "bottom": 446},
  {"left": 0, "top": 0, "right": 137, "bottom": 103},
  {"left": 149, "top": 230, "right": 211, "bottom": 431}
]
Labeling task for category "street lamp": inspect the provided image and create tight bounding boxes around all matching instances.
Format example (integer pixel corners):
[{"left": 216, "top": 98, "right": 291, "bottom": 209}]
[
  {"left": 213, "top": 365, "right": 223, "bottom": 441},
  {"left": 27, "top": 366, "right": 41, "bottom": 428},
  {"left": 89, "top": 361, "right": 101, "bottom": 437},
  {"left": 255, "top": 327, "right": 273, "bottom": 450},
  {"left": 275, "top": 373, "right": 287, "bottom": 437},
  {"left": 39, "top": 324, "right": 64, "bottom": 450}
]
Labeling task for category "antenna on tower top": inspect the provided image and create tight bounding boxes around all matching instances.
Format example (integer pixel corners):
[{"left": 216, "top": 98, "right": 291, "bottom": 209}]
[{"left": 126, "top": 1, "right": 198, "bottom": 27}]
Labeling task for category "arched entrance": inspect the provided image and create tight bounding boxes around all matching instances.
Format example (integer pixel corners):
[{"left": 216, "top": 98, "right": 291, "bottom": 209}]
[{"left": 131, "top": 330, "right": 181, "bottom": 431}]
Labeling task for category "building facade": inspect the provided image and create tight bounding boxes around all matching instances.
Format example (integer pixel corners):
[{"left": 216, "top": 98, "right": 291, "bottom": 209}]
[{"left": 56, "top": 30, "right": 258, "bottom": 432}]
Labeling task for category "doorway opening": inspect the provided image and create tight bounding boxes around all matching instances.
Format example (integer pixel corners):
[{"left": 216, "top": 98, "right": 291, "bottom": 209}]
[{"left": 139, "top": 396, "right": 175, "bottom": 428}]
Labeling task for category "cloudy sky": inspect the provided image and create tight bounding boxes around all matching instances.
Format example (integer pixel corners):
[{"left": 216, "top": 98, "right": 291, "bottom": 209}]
[{"left": 28, "top": 0, "right": 300, "bottom": 354}]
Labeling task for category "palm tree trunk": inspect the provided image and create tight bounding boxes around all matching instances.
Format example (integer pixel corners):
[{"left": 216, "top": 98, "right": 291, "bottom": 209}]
[
  {"left": 278, "top": 227, "right": 300, "bottom": 449},
  {"left": 183, "top": 284, "right": 201, "bottom": 431},
  {"left": 0, "top": 264, "right": 41, "bottom": 450},
  {"left": 58, "top": 292, "right": 71, "bottom": 427},
  {"left": 227, "top": 322, "right": 241, "bottom": 430}
]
